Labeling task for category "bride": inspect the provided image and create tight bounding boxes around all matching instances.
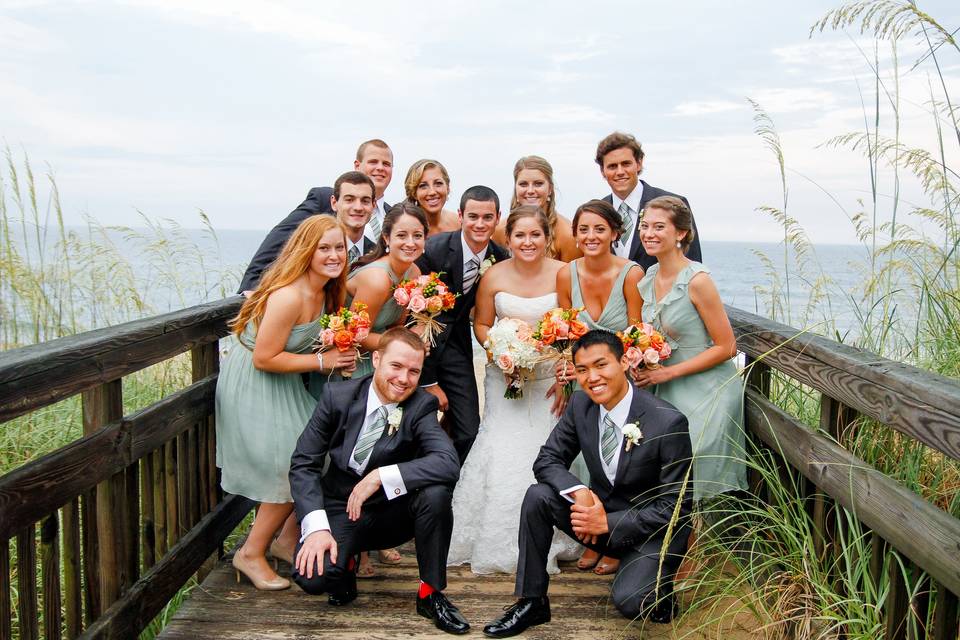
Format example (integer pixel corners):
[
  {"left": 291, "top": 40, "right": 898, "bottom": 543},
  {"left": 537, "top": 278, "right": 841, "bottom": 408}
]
[{"left": 448, "top": 205, "right": 580, "bottom": 574}]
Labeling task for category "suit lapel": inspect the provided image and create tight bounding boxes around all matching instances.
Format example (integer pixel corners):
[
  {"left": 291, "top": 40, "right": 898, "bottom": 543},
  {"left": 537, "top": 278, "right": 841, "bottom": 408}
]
[
  {"left": 449, "top": 231, "right": 464, "bottom": 291},
  {"left": 580, "top": 402, "right": 612, "bottom": 492},
  {"left": 340, "top": 378, "right": 372, "bottom": 471},
  {"left": 613, "top": 387, "right": 647, "bottom": 486},
  {"left": 628, "top": 181, "right": 650, "bottom": 262}
]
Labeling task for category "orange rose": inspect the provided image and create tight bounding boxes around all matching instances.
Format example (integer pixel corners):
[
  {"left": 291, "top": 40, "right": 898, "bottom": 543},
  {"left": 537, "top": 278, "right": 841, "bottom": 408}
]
[
  {"left": 568, "top": 320, "right": 589, "bottom": 339},
  {"left": 539, "top": 321, "right": 556, "bottom": 345},
  {"left": 334, "top": 329, "right": 354, "bottom": 351},
  {"left": 650, "top": 333, "right": 665, "bottom": 351}
]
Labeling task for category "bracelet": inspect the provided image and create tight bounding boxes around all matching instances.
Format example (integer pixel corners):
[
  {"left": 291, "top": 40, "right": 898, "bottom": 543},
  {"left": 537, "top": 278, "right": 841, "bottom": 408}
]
[{"left": 316, "top": 351, "right": 324, "bottom": 370}]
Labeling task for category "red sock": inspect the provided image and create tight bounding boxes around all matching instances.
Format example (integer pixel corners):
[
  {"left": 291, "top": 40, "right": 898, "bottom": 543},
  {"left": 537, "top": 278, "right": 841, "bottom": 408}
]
[{"left": 418, "top": 581, "right": 436, "bottom": 598}]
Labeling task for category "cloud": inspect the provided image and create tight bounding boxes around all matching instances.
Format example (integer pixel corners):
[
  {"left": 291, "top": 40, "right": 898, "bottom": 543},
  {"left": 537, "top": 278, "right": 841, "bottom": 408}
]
[
  {"left": 454, "top": 104, "right": 615, "bottom": 127},
  {"left": 671, "top": 100, "right": 744, "bottom": 117},
  {"left": 749, "top": 87, "right": 838, "bottom": 113},
  {"left": 0, "top": 13, "right": 62, "bottom": 54}
]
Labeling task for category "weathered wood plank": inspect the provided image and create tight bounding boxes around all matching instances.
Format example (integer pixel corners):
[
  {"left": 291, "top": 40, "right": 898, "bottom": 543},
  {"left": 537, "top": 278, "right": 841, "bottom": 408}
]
[
  {"left": 729, "top": 306, "right": 960, "bottom": 462},
  {"left": 0, "top": 297, "right": 240, "bottom": 422},
  {"left": 152, "top": 448, "right": 167, "bottom": 559},
  {"left": 745, "top": 388, "right": 960, "bottom": 595},
  {"left": 80, "top": 490, "right": 100, "bottom": 623},
  {"left": 78, "top": 494, "right": 254, "bottom": 640},
  {"left": 0, "top": 377, "right": 216, "bottom": 540},
  {"left": 164, "top": 440, "right": 178, "bottom": 549},
  {"left": 933, "top": 586, "right": 958, "bottom": 640},
  {"left": 0, "top": 538, "right": 11, "bottom": 640},
  {"left": 17, "top": 526, "right": 39, "bottom": 640},
  {"left": 885, "top": 557, "right": 910, "bottom": 640},
  {"left": 62, "top": 498, "right": 82, "bottom": 637},
  {"left": 40, "top": 514, "right": 62, "bottom": 640},
  {"left": 141, "top": 454, "right": 155, "bottom": 571}
]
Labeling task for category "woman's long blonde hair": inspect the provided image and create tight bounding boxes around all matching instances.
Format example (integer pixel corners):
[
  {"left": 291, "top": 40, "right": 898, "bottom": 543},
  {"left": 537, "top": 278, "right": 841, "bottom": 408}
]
[
  {"left": 510, "top": 155, "right": 559, "bottom": 258},
  {"left": 230, "top": 215, "right": 348, "bottom": 337}
]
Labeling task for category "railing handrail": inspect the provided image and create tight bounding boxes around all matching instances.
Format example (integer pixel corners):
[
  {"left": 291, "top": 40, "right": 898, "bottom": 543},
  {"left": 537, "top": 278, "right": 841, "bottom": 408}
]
[
  {"left": 0, "top": 296, "right": 242, "bottom": 423},
  {"left": 727, "top": 305, "right": 960, "bottom": 462}
]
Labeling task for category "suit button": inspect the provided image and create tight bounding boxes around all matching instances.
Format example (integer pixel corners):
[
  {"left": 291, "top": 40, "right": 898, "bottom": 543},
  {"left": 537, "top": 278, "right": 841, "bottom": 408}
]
[{"left": 394, "top": 488, "right": 401, "bottom": 495}]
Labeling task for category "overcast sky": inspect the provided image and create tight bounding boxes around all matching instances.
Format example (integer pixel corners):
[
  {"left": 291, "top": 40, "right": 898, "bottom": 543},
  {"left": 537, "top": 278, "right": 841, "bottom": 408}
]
[{"left": 1, "top": 0, "right": 958, "bottom": 244}]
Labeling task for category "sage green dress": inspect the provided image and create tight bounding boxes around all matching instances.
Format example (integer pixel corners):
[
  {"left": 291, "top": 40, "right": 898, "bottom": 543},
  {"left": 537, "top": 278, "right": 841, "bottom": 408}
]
[
  {"left": 569, "top": 260, "right": 637, "bottom": 333},
  {"left": 215, "top": 317, "right": 321, "bottom": 503},
  {"left": 345, "top": 261, "right": 414, "bottom": 379},
  {"left": 638, "top": 262, "right": 748, "bottom": 502}
]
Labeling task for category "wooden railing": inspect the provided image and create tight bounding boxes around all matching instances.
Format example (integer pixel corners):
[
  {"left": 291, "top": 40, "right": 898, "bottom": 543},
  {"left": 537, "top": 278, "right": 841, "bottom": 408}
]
[
  {"left": 2, "top": 299, "right": 959, "bottom": 639},
  {"left": 0, "top": 297, "right": 250, "bottom": 640},
  {"left": 728, "top": 306, "right": 960, "bottom": 640}
]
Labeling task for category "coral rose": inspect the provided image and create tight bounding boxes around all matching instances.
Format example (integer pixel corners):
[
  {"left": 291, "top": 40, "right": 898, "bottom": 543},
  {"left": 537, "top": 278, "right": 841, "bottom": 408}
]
[
  {"left": 334, "top": 330, "right": 354, "bottom": 351},
  {"left": 625, "top": 347, "right": 643, "bottom": 368},
  {"left": 569, "top": 320, "right": 589, "bottom": 339},
  {"left": 496, "top": 353, "right": 515, "bottom": 374},
  {"left": 516, "top": 322, "right": 533, "bottom": 341},
  {"left": 660, "top": 342, "right": 672, "bottom": 358},
  {"left": 355, "top": 326, "right": 370, "bottom": 341},
  {"left": 320, "top": 328, "right": 335, "bottom": 346},
  {"left": 393, "top": 287, "right": 411, "bottom": 306},
  {"left": 555, "top": 321, "right": 569, "bottom": 339},
  {"left": 409, "top": 293, "right": 427, "bottom": 313}
]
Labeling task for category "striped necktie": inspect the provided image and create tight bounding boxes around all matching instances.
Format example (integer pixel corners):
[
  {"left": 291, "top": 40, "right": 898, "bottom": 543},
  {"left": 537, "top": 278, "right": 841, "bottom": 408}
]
[
  {"left": 368, "top": 208, "right": 382, "bottom": 241},
  {"left": 348, "top": 244, "right": 361, "bottom": 266},
  {"left": 617, "top": 202, "right": 634, "bottom": 251},
  {"left": 354, "top": 406, "right": 389, "bottom": 466},
  {"left": 463, "top": 256, "right": 480, "bottom": 294},
  {"left": 600, "top": 413, "right": 620, "bottom": 467}
]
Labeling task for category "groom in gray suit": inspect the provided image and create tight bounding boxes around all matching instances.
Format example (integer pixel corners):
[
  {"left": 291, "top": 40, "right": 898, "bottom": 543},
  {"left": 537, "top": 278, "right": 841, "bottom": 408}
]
[{"left": 483, "top": 330, "right": 693, "bottom": 637}]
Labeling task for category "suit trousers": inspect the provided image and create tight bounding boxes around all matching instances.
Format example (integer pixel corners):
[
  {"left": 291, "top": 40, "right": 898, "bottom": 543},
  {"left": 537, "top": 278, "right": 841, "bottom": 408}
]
[
  {"left": 434, "top": 342, "right": 481, "bottom": 465},
  {"left": 515, "top": 483, "right": 690, "bottom": 619},
  {"left": 292, "top": 484, "right": 453, "bottom": 595}
]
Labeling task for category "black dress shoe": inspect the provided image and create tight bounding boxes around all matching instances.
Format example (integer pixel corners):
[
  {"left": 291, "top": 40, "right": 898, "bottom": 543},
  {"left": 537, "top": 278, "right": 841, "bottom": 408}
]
[
  {"left": 416, "top": 591, "right": 470, "bottom": 635},
  {"left": 647, "top": 595, "right": 678, "bottom": 624},
  {"left": 482, "top": 596, "right": 551, "bottom": 638},
  {"left": 327, "top": 587, "right": 357, "bottom": 606}
]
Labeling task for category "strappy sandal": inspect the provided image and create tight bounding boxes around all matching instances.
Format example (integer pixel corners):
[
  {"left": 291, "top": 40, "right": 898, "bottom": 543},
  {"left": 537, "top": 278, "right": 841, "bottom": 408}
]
[{"left": 378, "top": 548, "right": 402, "bottom": 564}]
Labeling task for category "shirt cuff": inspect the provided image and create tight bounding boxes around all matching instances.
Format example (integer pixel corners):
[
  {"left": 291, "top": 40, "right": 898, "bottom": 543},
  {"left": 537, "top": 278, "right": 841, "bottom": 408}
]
[
  {"left": 559, "top": 484, "right": 588, "bottom": 503},
  {"left": 380, "top": 464, "right": 407, "bottom": 500},
  {"left": 299, "top": 509, "right": 330, "bottom": 542},
  {"left": 419, "top": 382, "right": 438, "bottom": 388}
]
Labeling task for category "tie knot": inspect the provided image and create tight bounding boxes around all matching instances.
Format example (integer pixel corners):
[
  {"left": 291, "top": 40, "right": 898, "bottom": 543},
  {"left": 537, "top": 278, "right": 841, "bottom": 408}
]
[
  {"left": 375, "top": 405, "right": 389, "bottom": 423},
  {"left": 603, "top": 414, "right": 617, "bottom": 431}
]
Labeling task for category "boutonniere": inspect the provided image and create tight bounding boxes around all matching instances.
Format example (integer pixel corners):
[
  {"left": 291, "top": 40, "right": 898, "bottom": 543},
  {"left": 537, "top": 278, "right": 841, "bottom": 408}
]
[
  {"left": 622, "top": 422, "right": 643, "bottom": 451},
  {"left": 479, "top": 255, "right": 496, "bottom": 276},
  {"left": 387, "top": 407, "right": 403, "bottom": 436}
]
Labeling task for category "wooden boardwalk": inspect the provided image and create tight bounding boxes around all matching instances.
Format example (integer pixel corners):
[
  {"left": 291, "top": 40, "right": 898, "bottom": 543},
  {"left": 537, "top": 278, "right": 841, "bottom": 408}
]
[{"left": 158, "top": 546, "right": 757, "bottom": 639}]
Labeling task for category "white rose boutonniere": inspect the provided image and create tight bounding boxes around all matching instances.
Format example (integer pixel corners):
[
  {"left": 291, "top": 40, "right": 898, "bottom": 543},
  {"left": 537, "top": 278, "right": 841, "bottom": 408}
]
[
  {"left": 479, "top": 255, "right": 496, "bottom": 277},
  {"left": 387, "top": 407, "right": 403, "bottom": 436},
  {"left": 622, "top": 422, "right": 643, "bottom": 451}
]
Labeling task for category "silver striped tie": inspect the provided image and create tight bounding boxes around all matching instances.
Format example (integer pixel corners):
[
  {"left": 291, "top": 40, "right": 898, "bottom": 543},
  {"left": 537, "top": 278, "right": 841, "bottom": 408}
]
[
  {"left": 353, "top": 406, "right": 389, "bottom": 466},
  {"left": 617, "top": 202, "right": 633, "bottom": 251},
  {"left": 368, "top": 208, "right": 382, "bottom": 241},
  {"left": 463, "top": 257, "right": 480, "bottom": 294},
  {"left": 348, "top": 244, "right": 361, "bottom": 266},
  {"left": 600, "top": 414, "right": 620, "bottom": 467}
]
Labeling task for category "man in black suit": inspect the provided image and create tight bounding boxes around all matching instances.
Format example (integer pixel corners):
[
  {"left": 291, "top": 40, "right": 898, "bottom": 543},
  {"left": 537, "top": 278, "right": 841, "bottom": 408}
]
[
  {"left": 596, "top": 131, "right": 702, "bottom": 271},
  {"left": 483, "top": 330, "right": 693, "bottom": 637},
  {"left": 289, "top": 328, "right": 470, "bottom": 634},
  {"left": 238, "top": 139, "right": 394, "bottom": 292},
  {"left": 331, "top": 171, "right": 378, "bottom": 266},
  {"left": 415, "top": 185, "right": 510, "bottom": 464}
]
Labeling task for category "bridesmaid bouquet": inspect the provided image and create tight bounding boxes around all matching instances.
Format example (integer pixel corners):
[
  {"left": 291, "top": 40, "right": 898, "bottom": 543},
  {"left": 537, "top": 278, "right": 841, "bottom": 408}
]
[
  {"left": 484, "top": 318, "right": 541, "bottom": 399},
  {"left": 316, "top": 304, "right": 372, "bottom": 379},
  {"left": 532, "top": 307, "right": 590, "bottom": 398},
  {"left": 618, "top": 322, "right": 672, "bottom": 370},
  {"left": 393, "top": 272, "right": 458, "bottom": 346}
]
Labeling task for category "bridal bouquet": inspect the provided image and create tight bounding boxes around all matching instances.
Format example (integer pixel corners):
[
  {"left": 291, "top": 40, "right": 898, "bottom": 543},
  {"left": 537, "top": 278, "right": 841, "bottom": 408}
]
[
  {"left": 618, "top": 322, "right": 672, "bottom": 370},
  {"left": 532, "top": 307, "right": 589, "bottom": 397},
  {"left": 316, "top": 303, "right": 372, "bottom": 378},
  {"left": 484, "top": 318, "right": 541, "bottom": 399},
  {"left": 393, "top": 272, "right": 458, "bottom": 346}
]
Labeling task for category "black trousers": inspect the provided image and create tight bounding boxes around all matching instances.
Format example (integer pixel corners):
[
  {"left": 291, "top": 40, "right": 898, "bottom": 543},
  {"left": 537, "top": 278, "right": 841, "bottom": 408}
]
[
  {"left": 292, "top": 484, "right": 453, "bottom": 595},
  {"left": 515, "top": 483, "right": 690, "bottom": 619},
  {"left": 433, "top": 344, "right": 480, "bottom": 465}
]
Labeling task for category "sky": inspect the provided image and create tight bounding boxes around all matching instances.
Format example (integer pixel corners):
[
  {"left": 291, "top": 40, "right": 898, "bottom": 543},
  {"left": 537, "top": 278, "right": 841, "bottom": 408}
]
[{"left": 1, "top": 0, "right": 958, "bottom": 245}]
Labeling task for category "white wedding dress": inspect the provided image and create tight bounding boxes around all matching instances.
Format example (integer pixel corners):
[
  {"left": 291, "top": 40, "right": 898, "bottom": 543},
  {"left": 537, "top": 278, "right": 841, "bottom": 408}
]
[{"left": 448, "top": 292, "right": 580, "bottom": 575}]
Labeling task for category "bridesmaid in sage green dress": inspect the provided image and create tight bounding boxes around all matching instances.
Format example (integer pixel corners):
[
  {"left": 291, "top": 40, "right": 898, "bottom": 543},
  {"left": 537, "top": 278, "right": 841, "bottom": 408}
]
[
  {"left": 631, "top": 195, "right": 747, "bottom": 504},
  {"left": 555, "top": 199, "right": 644, "bottom": 576},
  {"left": 216, "top": 215, "right": 356, "bottom": 590},
  {"left": 342, "top": 202, "right": 429, "bottom": 576}
]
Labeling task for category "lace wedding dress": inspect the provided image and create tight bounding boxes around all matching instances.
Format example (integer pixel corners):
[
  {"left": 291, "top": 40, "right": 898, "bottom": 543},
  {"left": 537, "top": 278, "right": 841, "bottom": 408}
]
[{"left": 448, "top": 292, "right": 580, "bottom": 574}]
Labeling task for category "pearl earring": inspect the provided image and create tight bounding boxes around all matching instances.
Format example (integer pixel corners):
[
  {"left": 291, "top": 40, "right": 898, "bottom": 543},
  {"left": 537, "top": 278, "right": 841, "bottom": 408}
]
[
  {"left": 676, "top": 240, "right": 681, "bottom": 249},
  {"left": 385, "top": 246, "right": 390, "bottom": 254}
]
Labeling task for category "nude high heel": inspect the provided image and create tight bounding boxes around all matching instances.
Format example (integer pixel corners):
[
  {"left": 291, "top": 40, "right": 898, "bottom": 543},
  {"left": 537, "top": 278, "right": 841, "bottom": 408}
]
[
  {"left": 232, "top": 552, "right": 291, "bottom": 590},
  {"left": 270, "top": 539, "right": 294, "bottom": 566}
]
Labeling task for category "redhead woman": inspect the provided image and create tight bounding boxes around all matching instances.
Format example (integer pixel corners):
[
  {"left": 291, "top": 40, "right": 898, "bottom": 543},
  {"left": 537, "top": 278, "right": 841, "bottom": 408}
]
[{"left": 216, "top": 215, "right": 356, "bottom": 590}]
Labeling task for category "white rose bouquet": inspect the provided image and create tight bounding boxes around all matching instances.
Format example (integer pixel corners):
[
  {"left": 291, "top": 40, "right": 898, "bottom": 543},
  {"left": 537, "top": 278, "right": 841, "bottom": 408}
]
[{"left": 484, "top": 318, "right": 542, "bottom": 399}]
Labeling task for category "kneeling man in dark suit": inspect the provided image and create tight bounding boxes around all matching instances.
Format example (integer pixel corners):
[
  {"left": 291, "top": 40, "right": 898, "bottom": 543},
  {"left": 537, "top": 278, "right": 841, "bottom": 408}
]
[
  {"left": 289, "top": 327, "right": 469, "bottom": 634},
  {"left": 484, "top": 330, "right": 693, "bottom": 637}
]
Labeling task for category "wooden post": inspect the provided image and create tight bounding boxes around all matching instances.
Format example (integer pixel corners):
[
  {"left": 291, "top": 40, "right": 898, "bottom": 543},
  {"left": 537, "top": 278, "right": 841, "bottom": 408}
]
[
  {"left": 123, "top": 459, "right": 140, "bottom": 589},
  {"left": 82, "top": 379, "right": 123, "bottom": 610},
  {"left": 164, "top": 440, "right": 178, "bottom": 548},
  {"left": 62, "top": 499, "right": 82, "bottom": 637},
  {"left": 152, "top": 448, "right": 167, "bottom": 559},
  {"left": 933, "top": 587, "right": 958, "bottom": 640},
  {"left": 813, "top": 396, "right": 859, "bottom": 560},
  {"left": 40, "top": 514, "right": 62, "bottom": 640},
  {"left": 743, "top": 355, "right": 771, "bottom": 498},
  {"left": 1, "top": 537, "right": 11, "bottom": 640},
  {"left": 191, "top": 341, "right": 219, "bottom": 579},
  {"left": 80, "top": 490, "right": 99, "bottom": 624},
  {"left": 885, "top": 556, "right": 911, "bottom": 640},
  {"left": 17, "top": 526, "right": 38, "bottom": 640},
  {"left": 141, "top": 454, "right": 156, "bottom": 570}
]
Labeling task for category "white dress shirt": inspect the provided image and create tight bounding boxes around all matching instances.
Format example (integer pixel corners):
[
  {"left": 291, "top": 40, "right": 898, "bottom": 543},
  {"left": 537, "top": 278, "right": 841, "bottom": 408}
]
[
  {"left": 363, "top": 197, "right": 388, "bottom": 243},
  {"left": 610, "top": 183, "right": 644, "bottom": 258},
  {"left": 559, "top": 385, "right": 634, "bottom": 501},
  {"left": 299, "top": 384, "right": 408, "bottom": 541}
]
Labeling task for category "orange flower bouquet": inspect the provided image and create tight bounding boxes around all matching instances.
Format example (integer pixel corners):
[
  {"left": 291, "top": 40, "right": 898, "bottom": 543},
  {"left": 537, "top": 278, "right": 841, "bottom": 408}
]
[
  {"left": 316, "top": 303, "right": 372, "bottom": 378},
  {"left": 532, "top": 307, "right": 589, "bottom": 398},
  {"left": 617, "top": 322, "right": 672, "bottom": 370},
  {"left": 393, "top": 272, "right": 458, "bottom": 346}
]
